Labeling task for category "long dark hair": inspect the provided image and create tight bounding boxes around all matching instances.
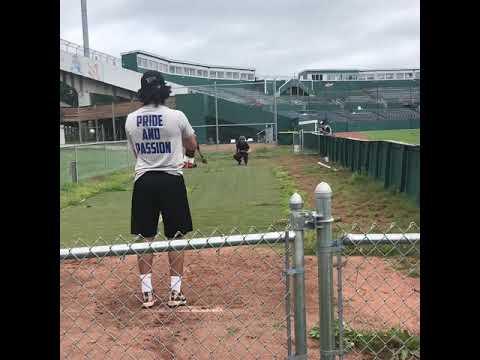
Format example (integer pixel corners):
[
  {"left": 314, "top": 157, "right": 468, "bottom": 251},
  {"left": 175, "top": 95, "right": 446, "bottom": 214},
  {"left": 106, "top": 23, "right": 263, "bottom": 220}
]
[{"left": 138, "top": 85, "right": 171, "bottom": 107}]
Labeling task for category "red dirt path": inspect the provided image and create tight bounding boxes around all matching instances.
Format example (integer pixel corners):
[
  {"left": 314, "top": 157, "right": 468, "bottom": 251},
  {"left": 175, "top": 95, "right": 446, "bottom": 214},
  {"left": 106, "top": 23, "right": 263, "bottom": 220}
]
[{"left": 61, "top": 247, "right": 419, "bottom": 359}]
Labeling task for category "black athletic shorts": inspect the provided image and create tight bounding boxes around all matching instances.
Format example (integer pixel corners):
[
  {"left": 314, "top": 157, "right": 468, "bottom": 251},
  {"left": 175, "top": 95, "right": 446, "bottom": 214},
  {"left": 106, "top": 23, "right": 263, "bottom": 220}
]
[{"left": 131, "top": 171, "right": 193, "bottom": 239}]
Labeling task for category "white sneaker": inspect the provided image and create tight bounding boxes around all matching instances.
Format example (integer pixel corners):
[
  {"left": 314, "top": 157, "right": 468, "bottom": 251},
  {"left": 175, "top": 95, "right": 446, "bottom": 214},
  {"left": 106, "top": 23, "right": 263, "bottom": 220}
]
[
  {"left": 142, "top": 291, "right": 156, "bottom": 308},
  {"left": 167, "top": 290, "right": 187, "bottom": 308}
]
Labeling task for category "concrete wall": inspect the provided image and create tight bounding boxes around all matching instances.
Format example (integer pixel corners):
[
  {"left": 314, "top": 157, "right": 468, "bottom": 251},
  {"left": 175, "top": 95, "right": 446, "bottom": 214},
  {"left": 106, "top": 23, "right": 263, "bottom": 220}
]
[{"left": 60, "top": 49, "right": 187, "bottom": 101}]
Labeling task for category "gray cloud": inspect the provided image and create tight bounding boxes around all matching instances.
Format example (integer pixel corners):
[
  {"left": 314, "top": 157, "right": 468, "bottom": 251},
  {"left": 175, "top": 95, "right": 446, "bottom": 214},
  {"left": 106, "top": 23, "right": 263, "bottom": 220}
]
[{"left": 60, "top": 0, "right": 419, "bottom": 75}]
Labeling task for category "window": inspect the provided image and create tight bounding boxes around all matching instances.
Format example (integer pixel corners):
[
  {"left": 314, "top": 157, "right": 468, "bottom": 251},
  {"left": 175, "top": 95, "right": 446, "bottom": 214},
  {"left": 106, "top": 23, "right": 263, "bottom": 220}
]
[
  {"left": 217, "top": 71, "right": 224, "bottom": 79},
  {"left": 197, "top": 69, "right": 204, "bottom": 77},
  {"left": 233, "top": 72, "right": 239, "bottom": 79},
  {"left": 366, "top": 74, "right": 375, "bottom": 80},
  {"left": 226, "top": 72, "right": 233, "bottom": 79},
  {"left": 415, "top": 71, "right": 420, "bottom": 79},
  {"left": 406, "top": 72, "right": 414, "bottom": 78},
  {"left": 203, "top": 70, "right": 209, "bottom": 77},
  {"left": 327, "top": 74, "right": 335, "bottom": 81},
  {"left": 175, "top": 66, "right": 183, "bottom": 74},
  {"left": 210, "top": 71, "right": 216, "bottom": 78},
  {"left": 312, "top": 74, "right": 320, "bottom": 81},
  {"left": 386, "top": 73, "right": 394, "bottom": 80},
  {"left": 248, "top": 74, "right": 254, "bottom": 80},
  {"left": 396, "top": 72, "right": 404, "bottom": 79},
  {"left": 169, "top": 66, "right": 175, "bottom": 73},
  {"left": 241, "top": 73, "right": 248, "bottom": 80},
  {"left": 302, "top": 74, "right": 307, "bottom": 80},
  {"left": 377, "top": 73, "right": 385, "bottom": 80}
]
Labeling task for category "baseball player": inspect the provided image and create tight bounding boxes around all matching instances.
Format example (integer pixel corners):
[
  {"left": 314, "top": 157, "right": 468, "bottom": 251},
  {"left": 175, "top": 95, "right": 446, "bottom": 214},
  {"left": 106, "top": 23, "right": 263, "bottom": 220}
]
[
  {"left": 125, "top": 70, "right": 197, "bottom": 308},
  {"left": 234, "top": 135, "right": 250, "bottom": 165}
]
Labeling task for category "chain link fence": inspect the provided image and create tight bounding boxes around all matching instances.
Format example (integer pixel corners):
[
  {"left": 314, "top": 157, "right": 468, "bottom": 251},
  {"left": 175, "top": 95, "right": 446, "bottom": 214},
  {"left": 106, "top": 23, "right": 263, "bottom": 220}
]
[
  {"left": 334, "top": 228, "right": 420, "bottom": 360},
  {"left": 60, "top": 183, "right": 420, "bottom": 359},
  {"left": 61, "top": 229, "right": 297, "bottom": 359},
  {"left": 60, "top": 141, "right": 134, "bottom": 187}
]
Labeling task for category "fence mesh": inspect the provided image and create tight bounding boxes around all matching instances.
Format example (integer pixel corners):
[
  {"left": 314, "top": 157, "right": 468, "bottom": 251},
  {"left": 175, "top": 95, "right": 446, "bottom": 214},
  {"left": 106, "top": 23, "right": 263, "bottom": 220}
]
[
  {"left": 60, "top": 224, "right": 420, "bottom": 359},
  {"left": 60, "top": 141, "right": 134, "bottom": 187},
  {"left": 332, "top": 223, "right": 420, "bottom": 360},
  {"left": 60, "top": 227, "right": 293, "bottom": 359}
]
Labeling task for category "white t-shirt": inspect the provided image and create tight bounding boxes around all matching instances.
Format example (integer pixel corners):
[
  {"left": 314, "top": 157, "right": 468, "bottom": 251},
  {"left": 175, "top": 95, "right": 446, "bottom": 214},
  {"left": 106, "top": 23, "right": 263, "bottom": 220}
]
[{"left": 125, "top": 104, "right": 195, "bottom": 181}]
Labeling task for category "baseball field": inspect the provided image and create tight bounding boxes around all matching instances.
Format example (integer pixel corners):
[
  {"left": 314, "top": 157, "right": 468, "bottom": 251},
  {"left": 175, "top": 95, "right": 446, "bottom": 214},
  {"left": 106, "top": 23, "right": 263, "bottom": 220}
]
[
  {"left": 335, "top": 128, "right": 420, "bottom": 144},
  {"left": 60, "top": 144, "right": 419, "bottom": 248},
  {"left": 60, "top": 144, "right": 420, "bottom": 359}
]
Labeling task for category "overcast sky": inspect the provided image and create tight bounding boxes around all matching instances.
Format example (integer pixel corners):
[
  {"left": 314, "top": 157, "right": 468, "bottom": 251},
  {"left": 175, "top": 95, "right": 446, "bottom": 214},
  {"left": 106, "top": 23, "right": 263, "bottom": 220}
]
[{"left": 60, "top": 0, "right": 419, "bottom": 76}]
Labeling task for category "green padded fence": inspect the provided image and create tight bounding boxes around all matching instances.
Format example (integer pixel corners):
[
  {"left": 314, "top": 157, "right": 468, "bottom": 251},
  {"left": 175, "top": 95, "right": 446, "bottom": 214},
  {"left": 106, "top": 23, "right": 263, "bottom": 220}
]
[{"left": 302, "top": 133, "right": 420, "bottom": 205}]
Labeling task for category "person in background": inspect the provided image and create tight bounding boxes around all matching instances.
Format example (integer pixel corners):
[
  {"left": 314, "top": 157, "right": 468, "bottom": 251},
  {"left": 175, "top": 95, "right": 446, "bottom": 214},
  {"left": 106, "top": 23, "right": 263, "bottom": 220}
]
[{"left": 234, "top": 135, "right": 250, "bottom": 165}]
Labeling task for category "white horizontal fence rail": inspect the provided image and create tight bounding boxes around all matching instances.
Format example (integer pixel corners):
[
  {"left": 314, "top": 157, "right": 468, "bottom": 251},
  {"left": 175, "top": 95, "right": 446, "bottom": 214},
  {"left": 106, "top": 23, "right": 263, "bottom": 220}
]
[
  {"left": 341, "top": 233, "right": 420, "bottom": 246},
  {"left": 60, "top": 231, "right": 295, "bottom": 261},
  {"left": 60, "top": 140, "right": 128, "bottom": 149}
]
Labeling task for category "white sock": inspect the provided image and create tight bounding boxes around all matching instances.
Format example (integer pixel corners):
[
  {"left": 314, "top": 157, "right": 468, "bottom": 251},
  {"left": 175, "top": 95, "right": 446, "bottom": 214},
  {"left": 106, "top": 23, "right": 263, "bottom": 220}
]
[
  {"left": 140, "top": 273, "right": 153, "bottom": 293},
  {"left": 170, "top": 276, "right": 182, "bottom": 293}
]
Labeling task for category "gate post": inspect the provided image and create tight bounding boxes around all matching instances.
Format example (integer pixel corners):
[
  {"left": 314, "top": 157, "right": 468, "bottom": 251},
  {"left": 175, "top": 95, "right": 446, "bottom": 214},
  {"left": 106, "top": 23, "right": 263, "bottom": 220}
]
[
  {"left": 315, "top": 182, "right": 335, "bottom": 359},
  {"left": 289, "top": 193, "right": 308, "bottom": 358}
]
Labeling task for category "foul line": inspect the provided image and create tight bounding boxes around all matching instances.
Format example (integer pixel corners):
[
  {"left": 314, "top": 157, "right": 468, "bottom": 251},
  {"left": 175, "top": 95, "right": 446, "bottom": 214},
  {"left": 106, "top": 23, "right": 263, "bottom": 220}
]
[
  {"left": 156, "top": 306, "right": 224, "bottom": 313},
  {"left": 317, "top": 161, "right": 337, "bottom": 172}
]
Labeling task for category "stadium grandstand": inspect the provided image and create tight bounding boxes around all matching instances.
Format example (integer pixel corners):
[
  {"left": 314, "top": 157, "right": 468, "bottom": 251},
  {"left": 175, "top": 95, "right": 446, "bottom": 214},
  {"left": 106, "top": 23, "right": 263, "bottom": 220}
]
[{"left": 60, "top": 38, "right": 420, "bottom": 145}]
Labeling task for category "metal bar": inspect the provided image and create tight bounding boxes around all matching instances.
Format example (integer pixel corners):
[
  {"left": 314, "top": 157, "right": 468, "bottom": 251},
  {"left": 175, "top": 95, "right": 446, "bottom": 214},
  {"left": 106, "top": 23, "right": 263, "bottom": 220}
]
[
  {"left": 192, "top": 122, "right": 275, "bottom": 128},
  {"left": 60, "top": 140, "right": 128, "bottom": 149},
  {"left": 73, "top": 145, "right": 79, "bottom": 183},
  {"left": 80, "top": 0, "right": 90, "bottom": 58},
  {"left": 60, "top": 231, "right": 295, "bottom": 261},
  {"left": 284, "top": 231, "right": 293, "bottom": 357},
  {"left": 336, "top": 251, "right": 344, "bottom": 360},
  {"left": 273, "top": 78, "right": 278, "bottom": 143},
  {"left": 214, "top": 81, "right": 219, "bottom": 144},
  {"left": 95, "top": 118, "right": 99, "bottom": 142},
  {"left": 78, "top": 121, "right": 83, "bottom": 143},
  {"left": 112, "top": 103, "right": 117, "bottom": 141},
  {"left": 315, "top": 182, "right": 335, "bottom": 360},
  {"left": 289, "top": 194, "right": 308, "bottom": 357},
  {"left": 341, "top": 233, "right": 420, "bottom": 245}
]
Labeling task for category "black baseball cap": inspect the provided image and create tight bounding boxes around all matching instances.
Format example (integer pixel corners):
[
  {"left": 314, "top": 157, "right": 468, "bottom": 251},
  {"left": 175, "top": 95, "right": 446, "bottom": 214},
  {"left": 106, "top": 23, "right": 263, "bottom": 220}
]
[{"left": 140, "top": 70, "right": 166, "bottom": 90}]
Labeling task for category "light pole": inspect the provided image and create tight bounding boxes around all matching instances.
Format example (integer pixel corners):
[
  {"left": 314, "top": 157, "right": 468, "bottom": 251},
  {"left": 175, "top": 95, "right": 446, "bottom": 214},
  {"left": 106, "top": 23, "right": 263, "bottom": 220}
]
[{"left": 81, "top": 0, "right": 90, "bottom": 57}]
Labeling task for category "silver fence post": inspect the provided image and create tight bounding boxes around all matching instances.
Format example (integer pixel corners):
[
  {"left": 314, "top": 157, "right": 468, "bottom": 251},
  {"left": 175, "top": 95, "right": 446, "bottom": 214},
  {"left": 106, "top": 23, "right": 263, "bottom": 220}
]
[
  {"left": 315, "top": 182, "right": 335, "bottom": 360},
  {"left": 104, "top": 142, "right": 107, "bottom": 169},
  {"left": 273, "top": 78, "right": 278, "bottom": 143},
  {"left": 214, "top": 81, "right": 219, "bottom": 144},
  {"left": 73, "top": 145, "right": 79, "bottom": 183},
  {"left": 289, "top": 193, "right": 307, "bottom": 358}
]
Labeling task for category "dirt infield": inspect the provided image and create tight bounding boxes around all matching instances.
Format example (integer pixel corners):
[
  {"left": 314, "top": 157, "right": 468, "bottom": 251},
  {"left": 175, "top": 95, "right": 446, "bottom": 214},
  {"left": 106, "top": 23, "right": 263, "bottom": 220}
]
[
  {"left": 61, "top": 247, "right": 419, "bottom": 359},
  {"left": 334, "top": 132, "right": 369, "bottom": 140}
]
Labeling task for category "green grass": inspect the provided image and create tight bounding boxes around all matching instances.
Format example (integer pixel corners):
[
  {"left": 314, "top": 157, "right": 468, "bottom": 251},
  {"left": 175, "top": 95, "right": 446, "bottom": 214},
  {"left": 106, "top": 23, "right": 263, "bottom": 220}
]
[
  {"left": 60, "top": 151, "right": 286, "bottom": 248},
  {"left": 359, "top": 129, "right": 420, "bottom": 144},
  {"left": 60, "top": 170, "right": 133, "bottom": 209},
  {"left": 309, "top": 321, "right": 420, "bottom": 359},
  {"left": 61, "top": 146, "right": 419, "bottom": 252},
  {"left": 60, "top": 144, "right": 134, "bottom": 187}
]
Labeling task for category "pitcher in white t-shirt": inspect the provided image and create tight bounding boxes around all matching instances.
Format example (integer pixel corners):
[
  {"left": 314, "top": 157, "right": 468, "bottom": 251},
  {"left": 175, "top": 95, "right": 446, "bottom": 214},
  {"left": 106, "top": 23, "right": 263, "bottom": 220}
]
[{"left": 125, "top": 70, "right": 197, "bottom": 308}]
